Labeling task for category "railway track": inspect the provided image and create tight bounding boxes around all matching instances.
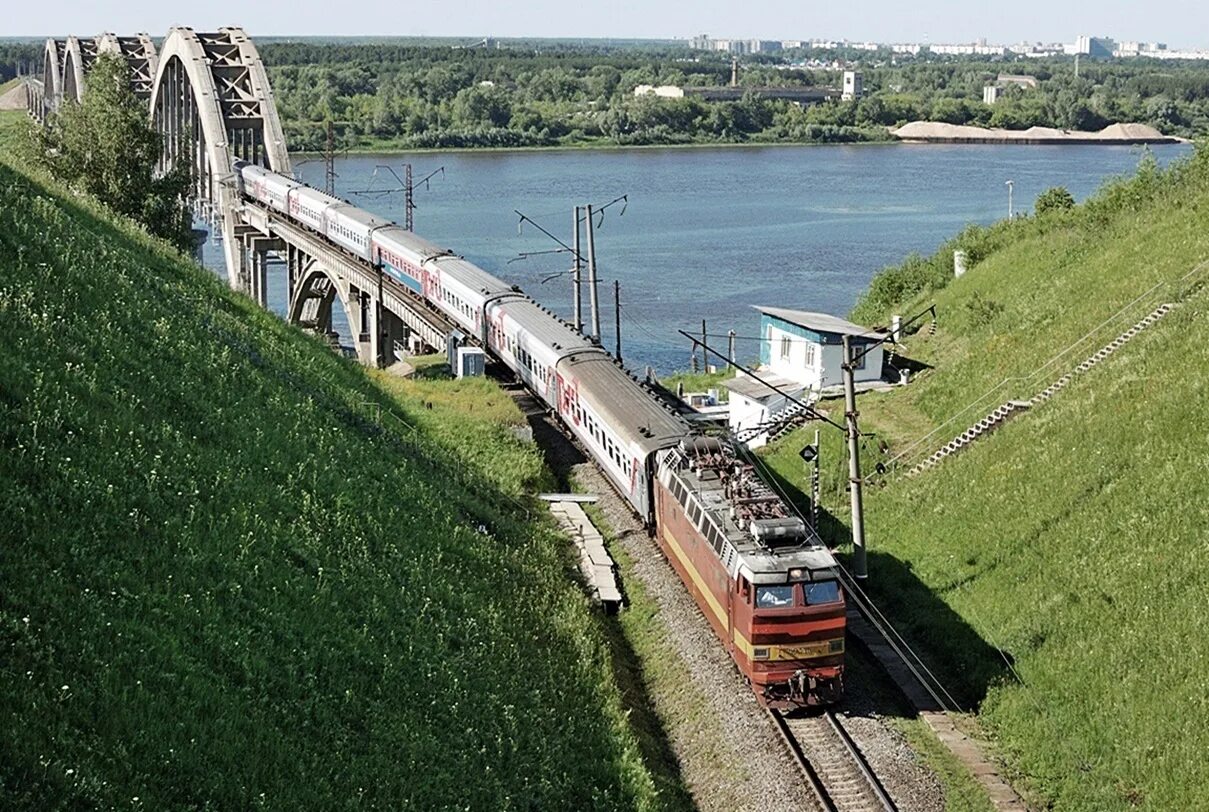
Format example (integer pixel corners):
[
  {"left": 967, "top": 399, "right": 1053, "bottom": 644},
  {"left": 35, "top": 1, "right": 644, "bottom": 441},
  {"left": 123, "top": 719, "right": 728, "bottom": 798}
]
[{"left": 769, "top": 708, "right": 897, "bottom": 812}]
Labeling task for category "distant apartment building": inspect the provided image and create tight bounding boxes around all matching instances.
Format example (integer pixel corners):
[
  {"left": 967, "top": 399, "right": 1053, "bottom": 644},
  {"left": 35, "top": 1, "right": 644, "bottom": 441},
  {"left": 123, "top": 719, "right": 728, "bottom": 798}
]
[
  {"left": 1007, "top": 42, "right": 1066, "bottom": 57},
  {"left": 689, "top": 35, "right": 781, "bottom": 54},
  {"left": 891, "top": 43, "right": 924, "bottom": 55},
  {"left": 928, "top": 39, "right": 1008, "bottom": 56},
  {"left": 1073, "top": 35, "right": 1117, "bottom": 57},
  {"left": 1112, "top": 41, "right": 1209, "bottom": 60}
]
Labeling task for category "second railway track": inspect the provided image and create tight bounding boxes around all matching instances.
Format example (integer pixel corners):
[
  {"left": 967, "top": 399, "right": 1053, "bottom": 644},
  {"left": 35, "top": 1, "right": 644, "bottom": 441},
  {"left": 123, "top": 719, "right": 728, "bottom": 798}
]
[{"left": 770, "top": 708, "right": 897, "bottom": 812}]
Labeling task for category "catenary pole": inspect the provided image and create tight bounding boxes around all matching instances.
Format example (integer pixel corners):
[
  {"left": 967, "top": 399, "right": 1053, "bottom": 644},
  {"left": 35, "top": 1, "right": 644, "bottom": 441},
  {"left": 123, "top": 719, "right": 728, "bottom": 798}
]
[
  {"left": 842, "top": 334, "right": 868, "bottom": 580},
  {"left": 572, "top": 205, "right": 583, "bottom": 332},
  {"left": 614, "top": 280, "right": 622, "bottom": 362},
  {"left": 586, "top": 203, "right": 601, "bottom": 339}
]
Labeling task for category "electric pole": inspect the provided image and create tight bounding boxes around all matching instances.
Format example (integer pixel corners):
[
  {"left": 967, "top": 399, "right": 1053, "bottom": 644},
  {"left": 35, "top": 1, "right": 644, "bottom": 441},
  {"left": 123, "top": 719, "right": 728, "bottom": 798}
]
[
  {"left": 842, "top": 334, "right": 868, "bottom": 580},
  {"left": 324, "top": 120, "right": 336, "bottom": 196},
  {"left": 511, "top": 195, "right": 626, "bottom": 333},
  {"left": 404, "top": 164, "right": 414, "bottom": 231},
  {"left": 614, "top": 280, "right": 622, "bottom": 362},
  {"left": 586, "top": 203, "right": 601, "bottom": 340},
  {"left": 349, "top": 165, "right": 445, "bottom": 232},
  {"left": 572, "top": 205, "right": 583, "bottom": 332}
]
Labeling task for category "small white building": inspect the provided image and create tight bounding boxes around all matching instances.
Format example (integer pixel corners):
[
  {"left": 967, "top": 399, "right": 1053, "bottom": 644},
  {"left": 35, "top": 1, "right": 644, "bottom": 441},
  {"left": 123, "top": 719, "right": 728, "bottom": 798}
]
[
  {"left": 723, "top": 307, "right": 888, "bottom": 448},
  {"left": 723, "top": 372, "right": 808, "bottom": 449}
]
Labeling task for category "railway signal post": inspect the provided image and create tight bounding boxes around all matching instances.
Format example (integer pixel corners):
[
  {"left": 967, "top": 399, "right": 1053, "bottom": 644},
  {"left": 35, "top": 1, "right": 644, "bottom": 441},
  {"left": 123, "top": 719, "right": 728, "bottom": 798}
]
[
  {"left": 842, "top": 335, "right": 869, "bottom": 580},
  {"left": 812, "top": 428, "right": 821, "bottom": 530}
]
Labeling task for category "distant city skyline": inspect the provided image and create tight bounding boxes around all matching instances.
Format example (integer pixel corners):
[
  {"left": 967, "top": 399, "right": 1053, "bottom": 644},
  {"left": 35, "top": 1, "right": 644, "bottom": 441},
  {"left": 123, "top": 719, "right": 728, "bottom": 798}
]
[{"left": 8, "top": 0, "right": 1209, "bottom": 51}]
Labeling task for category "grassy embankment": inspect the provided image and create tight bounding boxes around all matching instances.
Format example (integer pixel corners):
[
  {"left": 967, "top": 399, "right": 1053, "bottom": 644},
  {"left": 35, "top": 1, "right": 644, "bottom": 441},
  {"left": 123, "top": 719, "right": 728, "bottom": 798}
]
[
  {"left": 764, "top": 145, "right": 1209, "bottom": 810},
  {"left": 0, "top": 111, "right": 673, "bottom": 809}
]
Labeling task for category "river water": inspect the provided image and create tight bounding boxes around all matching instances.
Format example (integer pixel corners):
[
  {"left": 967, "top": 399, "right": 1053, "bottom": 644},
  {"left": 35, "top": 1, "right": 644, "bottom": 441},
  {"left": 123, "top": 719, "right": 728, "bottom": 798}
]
[{"left": 203, "top": 142, "right": 1190, "bottom": 372}]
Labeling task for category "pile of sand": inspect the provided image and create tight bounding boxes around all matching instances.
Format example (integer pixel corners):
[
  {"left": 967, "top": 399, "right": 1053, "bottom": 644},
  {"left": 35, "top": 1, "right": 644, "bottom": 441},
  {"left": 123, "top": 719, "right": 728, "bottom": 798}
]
[{"left": 890, "top": 120, "right": 1178, "bottom": 144}]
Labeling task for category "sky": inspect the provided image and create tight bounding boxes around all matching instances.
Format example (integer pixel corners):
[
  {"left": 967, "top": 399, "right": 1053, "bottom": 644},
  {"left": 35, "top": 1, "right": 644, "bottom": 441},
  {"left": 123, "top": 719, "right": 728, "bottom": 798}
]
[{"left": 8, "top": 0, "right": 1208, "bottom": 49}]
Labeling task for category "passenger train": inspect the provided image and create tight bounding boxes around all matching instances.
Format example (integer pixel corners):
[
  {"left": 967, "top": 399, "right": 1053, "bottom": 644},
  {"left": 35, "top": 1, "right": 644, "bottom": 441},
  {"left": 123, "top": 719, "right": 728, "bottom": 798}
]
[{"left": 234, "top": 160, "right": 847, "bottom": 709}]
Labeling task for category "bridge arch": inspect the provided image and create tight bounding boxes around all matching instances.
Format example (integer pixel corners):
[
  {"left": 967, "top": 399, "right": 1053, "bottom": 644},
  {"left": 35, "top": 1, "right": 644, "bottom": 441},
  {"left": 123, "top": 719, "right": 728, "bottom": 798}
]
[
  {"left": 97, "top": 33, "right": 159, "bottom": 101},
  {"left": 150, "top": 27, "right": 292, "bottom": 289},
  {"left": 61, "top": 37, "right": 86, "bottom": 103},
  {"left": 288, "top": 260, "right": 360, "bottom": 347},
  {"left": 41, "top": 39, "right": 65, "bottom": 115}
]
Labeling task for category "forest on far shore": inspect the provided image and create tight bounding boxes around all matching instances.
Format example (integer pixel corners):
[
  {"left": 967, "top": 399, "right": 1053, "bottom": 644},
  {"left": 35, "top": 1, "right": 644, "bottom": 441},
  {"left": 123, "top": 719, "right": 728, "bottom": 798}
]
[
  {"left": 257, "top": 41, "right": 1209, "bottom": 151},
  {"left": 6, "top": 39, "right": 1209, "bottom": 151}
]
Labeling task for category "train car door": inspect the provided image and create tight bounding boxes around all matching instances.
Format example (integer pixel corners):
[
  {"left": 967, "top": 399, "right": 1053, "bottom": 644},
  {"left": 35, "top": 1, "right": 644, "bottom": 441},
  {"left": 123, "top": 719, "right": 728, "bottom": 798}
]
[
  {"left": 557, "top": 374, "right": 578, "bottom": 423},
  {"left": 730, "top": 575, "right": 750, "bottom": 657}
]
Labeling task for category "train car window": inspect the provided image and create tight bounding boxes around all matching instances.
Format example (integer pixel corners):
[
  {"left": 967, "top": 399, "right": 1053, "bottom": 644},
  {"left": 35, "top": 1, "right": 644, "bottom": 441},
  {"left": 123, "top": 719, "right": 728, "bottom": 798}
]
[
  {"left": 756, "top": 585, "right": 795, "bottom": 609},
  {"left": 804, "top": 581, "right": 841, "bottom": 605},
  {"left": 738, "top": 577, "right": 752, "bottom": 603}
]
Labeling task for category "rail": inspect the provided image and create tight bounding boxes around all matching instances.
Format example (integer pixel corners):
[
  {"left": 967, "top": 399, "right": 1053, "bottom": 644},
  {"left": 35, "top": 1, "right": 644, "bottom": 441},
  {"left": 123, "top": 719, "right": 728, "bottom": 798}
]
[{"left": 769, "top": 708, "right": 897, "bottom": 812}]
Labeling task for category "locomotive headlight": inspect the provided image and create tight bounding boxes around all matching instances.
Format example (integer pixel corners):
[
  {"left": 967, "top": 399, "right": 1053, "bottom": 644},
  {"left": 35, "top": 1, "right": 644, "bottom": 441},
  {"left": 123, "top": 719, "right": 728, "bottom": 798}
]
[
  {"left": 753, "top": 647, "right": 770, "bottom": 660},
  {"left": 829, "top": 639, "right": 844, "bottom": 653},
  {"left": 788, "top": 568, "right": 805, "bottom": 582}
]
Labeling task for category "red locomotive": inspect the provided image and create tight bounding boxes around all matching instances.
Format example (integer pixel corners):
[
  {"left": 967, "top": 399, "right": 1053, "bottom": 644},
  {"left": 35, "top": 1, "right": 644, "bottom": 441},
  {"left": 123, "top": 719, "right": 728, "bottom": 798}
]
[{"left": 653, "top": 437, "right": 845, "bottom": 709}]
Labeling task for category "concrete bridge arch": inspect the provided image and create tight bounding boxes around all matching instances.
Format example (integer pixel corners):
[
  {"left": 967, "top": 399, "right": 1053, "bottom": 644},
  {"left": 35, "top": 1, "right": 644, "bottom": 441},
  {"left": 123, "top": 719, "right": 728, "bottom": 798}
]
[{"left": 149, "top": 26, "right": 292, "bottom": 290}]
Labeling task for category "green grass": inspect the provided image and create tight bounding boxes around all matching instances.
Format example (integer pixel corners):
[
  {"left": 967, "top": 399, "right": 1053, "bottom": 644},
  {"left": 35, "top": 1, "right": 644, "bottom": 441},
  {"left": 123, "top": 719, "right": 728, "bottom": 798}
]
[
  {"left": 0, "top": 148, "right": 669, "bottom": 807},
  {"left": 764, "top": 144, "right": 1209, "bottom": 810},
  {"left": 0, "top": 109, "right": 30, "bottom": 150},
  {"left": 658, "top": 366, "right": 737, "bottom": 402}
]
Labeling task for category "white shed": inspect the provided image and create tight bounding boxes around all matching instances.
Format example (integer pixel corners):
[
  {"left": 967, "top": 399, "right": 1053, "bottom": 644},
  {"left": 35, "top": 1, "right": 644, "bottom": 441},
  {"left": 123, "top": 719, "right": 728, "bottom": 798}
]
[{"left": 722, "top": 372, "right": 807, "bottom": 450}]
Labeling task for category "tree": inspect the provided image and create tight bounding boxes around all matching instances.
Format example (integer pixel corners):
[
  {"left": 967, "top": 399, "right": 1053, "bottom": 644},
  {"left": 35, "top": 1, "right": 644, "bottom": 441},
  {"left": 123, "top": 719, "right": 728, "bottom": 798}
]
[
  {"left": 33, "top": 54, "right": 192, "bottom": 250},
  {"left": 1035, "top": 186, "right": 1075, "bottom": 215},
  {"left": 451, "top": 84, "right": 512, "bottom": 128}
]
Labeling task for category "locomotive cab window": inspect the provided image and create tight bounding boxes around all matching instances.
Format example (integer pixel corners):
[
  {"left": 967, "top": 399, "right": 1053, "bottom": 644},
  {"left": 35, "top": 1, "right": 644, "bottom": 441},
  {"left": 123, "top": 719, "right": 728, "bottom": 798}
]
[
  {"left": 804, "top": 580, "right": 841, "bottom": 606},
  {"left": 756, "top": 585, "right": 794, "bottom": 609}
]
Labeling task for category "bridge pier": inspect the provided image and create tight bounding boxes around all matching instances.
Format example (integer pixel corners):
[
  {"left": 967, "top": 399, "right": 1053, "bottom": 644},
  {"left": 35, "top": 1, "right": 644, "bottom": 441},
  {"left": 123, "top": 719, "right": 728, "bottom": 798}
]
[
  {"left": 380, "top": 308, "right": 411, "bottom": 366},
  {"left": 242, "top": 235, "right": 283, "bottom": 309}
]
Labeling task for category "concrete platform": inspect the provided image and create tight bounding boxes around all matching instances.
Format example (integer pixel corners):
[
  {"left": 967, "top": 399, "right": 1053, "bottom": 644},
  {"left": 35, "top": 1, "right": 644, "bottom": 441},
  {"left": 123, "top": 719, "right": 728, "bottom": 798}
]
[{"left": 547, "top": 498, "right": 622, "bottom": 612}]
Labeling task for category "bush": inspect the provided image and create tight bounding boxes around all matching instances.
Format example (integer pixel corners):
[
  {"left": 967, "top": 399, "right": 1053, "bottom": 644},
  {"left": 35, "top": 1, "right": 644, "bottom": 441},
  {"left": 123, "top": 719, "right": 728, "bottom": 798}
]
[{"left": 1035, "top": 186, "right": 1076, "bottom": 215}]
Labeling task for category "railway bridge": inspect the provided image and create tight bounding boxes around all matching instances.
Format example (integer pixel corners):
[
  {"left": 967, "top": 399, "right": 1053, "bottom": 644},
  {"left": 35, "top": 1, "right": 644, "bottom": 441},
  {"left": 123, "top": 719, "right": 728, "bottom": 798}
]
[{"left": 26, "top": 27, "right": 449, "bottom": 366}]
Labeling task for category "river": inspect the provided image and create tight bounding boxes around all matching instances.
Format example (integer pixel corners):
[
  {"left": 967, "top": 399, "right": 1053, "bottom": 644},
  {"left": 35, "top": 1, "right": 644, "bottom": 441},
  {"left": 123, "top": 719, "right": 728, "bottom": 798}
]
[{"left": 203, "top": 142, "right": 1191, "bottom": 372}]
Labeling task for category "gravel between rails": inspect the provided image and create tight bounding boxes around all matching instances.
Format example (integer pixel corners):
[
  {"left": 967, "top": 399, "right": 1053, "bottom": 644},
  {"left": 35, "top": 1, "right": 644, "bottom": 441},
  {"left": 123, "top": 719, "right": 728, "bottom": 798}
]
[{"left": 516, "top": 391, "right": 946, "bottom": 812}]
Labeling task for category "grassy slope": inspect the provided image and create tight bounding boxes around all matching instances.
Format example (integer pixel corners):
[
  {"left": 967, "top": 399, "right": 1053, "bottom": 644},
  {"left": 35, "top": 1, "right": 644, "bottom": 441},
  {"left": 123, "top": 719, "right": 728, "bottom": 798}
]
[
  {"left": 0, "top": 134, "right": 665, "bottom": 808},
  {"left": 766, "top": 148, "right": 1209, "bottom": 810}
]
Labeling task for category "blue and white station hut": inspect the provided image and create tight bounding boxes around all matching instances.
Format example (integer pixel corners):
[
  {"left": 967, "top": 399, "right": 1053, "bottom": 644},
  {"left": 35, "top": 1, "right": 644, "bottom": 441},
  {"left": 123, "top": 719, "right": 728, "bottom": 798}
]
[{"left": 724, "top": 307, "right": 887, "bottom": 448}]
